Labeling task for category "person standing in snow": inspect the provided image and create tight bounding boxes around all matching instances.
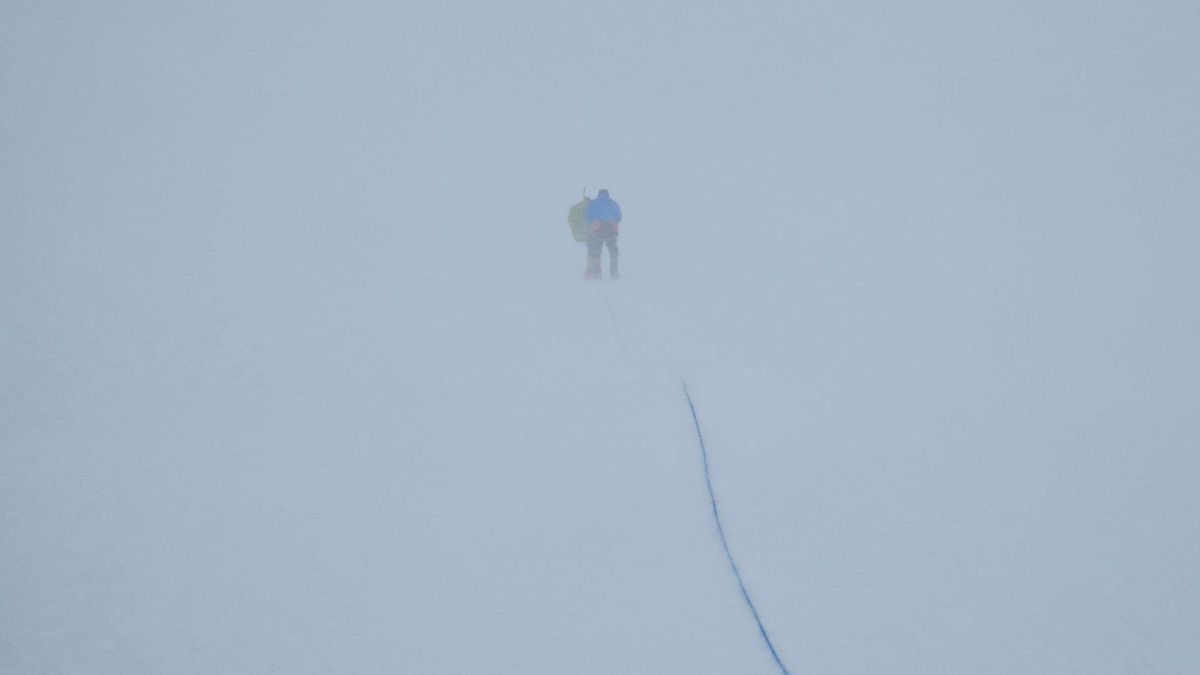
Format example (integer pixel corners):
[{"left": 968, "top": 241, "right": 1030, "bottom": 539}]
[{"left": 584, "top": 188, "right": 622, "bottom": 280}]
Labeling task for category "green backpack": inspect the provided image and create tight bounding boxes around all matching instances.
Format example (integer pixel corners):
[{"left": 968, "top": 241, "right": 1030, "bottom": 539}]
[{"left": 567, "top": 197, "right": 592, "bottom": 242}]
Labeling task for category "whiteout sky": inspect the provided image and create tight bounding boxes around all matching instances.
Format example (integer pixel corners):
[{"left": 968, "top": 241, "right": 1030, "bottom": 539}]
[{"left": 3, "top": 2, "right": 1199, "bottom": 673}]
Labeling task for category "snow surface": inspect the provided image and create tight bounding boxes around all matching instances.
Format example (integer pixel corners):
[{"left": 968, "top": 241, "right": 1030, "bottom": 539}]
[{"left": 3, "top": 2, "right": 1200, "bottom": 673}]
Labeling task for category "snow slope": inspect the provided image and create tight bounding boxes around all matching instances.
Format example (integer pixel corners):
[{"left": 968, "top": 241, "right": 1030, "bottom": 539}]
[
  {"left": 0, "top": 257, "right": 779, "bottom": 673},
  {"left": 4, "top": 226, "right": 1198, "bottom": 672}
]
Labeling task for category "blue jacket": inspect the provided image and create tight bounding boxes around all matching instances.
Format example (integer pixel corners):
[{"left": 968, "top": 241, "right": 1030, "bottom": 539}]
[{"left": 586, "top": 193, "right": 622, "bottom": 224}]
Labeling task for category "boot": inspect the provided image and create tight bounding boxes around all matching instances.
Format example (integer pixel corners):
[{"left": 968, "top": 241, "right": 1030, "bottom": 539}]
[
  {"left": 609, "top": 255, "right": 619, "bottom": 280},
  {"left": 584, "top": 255, "right": 601, "bottom": 280}
]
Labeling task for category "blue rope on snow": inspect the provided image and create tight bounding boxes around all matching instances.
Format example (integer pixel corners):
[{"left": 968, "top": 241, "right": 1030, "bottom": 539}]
[
  {"left": 596, "top": 288, "right": 789, "bottom": 672},
  {"left": 683, "top": 379, "right": 791, "bottom": 675},
  {"left": 599, "top": 287, "right": 631, "bottom": 359}
]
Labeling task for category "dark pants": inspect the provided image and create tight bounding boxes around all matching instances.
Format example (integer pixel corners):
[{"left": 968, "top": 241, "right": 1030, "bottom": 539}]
[{"left": 587, "top": 224, "right": 619, "bottom": 264}]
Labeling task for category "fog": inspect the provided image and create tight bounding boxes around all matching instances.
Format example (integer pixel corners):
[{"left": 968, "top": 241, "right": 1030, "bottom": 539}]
[{"left": 3, "top": 2, "right": 1198, "bottom": 673}]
